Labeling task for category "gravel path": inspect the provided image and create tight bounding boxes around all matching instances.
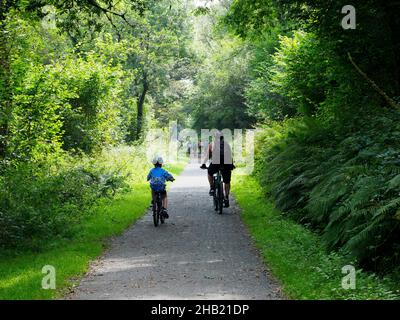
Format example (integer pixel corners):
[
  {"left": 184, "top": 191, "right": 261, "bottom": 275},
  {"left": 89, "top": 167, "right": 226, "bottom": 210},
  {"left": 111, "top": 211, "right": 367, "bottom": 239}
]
[{"left": 68, "top": 164, "right": 282, "bottom": 300}]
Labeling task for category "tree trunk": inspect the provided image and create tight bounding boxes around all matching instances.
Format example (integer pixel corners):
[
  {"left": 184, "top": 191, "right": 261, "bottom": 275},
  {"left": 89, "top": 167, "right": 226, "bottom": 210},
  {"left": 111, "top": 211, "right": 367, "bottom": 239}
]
[{"left": 136, "top": 73, "right": 149, "bottom": 140}]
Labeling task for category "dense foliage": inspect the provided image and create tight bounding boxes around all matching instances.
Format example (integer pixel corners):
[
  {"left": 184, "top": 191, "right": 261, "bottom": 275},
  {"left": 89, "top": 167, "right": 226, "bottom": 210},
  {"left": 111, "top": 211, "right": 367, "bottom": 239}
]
[
  {"left": 0, "top": 147, "right": 147, "bottom": 249},
  {"left": 222, "top": 0, "right": 400, "bottom": 272},
  {"left": 184, "top": 0, "right": 400, "bottom": 274},
  {"left": 2, "top": 0, "right": 400, "bottom": 279},
  {"left": 0, "top": 0, "right": 193, "bottom": 249}
]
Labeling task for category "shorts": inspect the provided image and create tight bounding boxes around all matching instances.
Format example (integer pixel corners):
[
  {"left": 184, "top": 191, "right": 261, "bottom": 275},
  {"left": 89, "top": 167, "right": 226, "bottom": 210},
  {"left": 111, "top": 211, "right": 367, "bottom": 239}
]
[
  {"left": 208, "top": 164, "right": 233, "bottom": 184},
  {"left": 151, "top": 185, "right": 167, "bottom": 196}
]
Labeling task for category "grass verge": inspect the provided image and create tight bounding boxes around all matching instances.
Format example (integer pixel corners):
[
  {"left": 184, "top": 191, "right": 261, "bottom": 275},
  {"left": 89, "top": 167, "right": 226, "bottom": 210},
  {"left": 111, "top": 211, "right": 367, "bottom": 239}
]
[
  {"left": 232, "top": 174, "right": 399, "bottom": 300},
  {"left": 0, "top": 161, "right": 186, "bottom": 300}
]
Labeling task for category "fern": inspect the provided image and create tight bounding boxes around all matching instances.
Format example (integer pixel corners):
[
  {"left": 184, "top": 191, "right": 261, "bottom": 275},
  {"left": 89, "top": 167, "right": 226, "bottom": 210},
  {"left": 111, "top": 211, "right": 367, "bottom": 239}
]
[{"left": 255, "top": 111, "right": 400, "bottom": 271}]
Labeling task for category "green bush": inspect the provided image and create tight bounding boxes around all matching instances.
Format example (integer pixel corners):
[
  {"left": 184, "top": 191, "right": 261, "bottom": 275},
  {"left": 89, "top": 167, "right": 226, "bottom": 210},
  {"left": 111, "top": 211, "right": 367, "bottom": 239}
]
[
  {"left": 255, "top": 111, "right": 400, "bottom": 271},
  {"left": 0, "top": 146, "right": 149, "bottom": 250}
]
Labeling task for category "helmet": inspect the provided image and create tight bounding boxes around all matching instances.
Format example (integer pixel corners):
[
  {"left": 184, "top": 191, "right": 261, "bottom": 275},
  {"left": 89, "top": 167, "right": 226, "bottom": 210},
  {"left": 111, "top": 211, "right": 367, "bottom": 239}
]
[{"left": 152, "top": 156, "right": 164, "bottom": 165}]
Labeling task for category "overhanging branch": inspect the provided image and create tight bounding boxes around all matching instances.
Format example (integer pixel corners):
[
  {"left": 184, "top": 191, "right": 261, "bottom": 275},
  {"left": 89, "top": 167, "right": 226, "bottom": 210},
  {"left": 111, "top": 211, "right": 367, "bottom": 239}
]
[
  {"left": 348, "top": 52, "right": 399, "bottom": 111},
  {"left": 86, "top": 0, "right": 136, "bottom": 28}
]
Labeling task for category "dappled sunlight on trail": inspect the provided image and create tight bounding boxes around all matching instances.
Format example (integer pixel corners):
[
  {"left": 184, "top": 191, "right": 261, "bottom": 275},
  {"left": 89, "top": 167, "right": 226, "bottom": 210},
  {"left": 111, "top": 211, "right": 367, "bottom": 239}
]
[{"left": 69, "top": 164, "right": 282, "bottom": 300}]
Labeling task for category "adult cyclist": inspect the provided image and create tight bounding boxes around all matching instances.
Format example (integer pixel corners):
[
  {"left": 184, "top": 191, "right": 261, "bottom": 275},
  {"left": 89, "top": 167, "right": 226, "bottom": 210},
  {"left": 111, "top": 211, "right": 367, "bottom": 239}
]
[{"left": 200, "top": 131, "right": 235, "bottom": 208}]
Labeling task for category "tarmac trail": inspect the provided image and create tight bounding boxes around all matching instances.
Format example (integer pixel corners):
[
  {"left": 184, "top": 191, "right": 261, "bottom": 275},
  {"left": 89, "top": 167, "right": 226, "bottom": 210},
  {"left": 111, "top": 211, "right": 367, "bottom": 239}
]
[{"left": 69, "top": 164, "right": 282, "bottom": 300}]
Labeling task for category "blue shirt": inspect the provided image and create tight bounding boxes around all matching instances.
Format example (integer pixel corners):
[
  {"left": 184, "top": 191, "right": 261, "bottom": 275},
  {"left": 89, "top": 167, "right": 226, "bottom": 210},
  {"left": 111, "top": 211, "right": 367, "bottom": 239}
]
[{"left": 147, "top": 167, "right": 174, "bottom": 191}]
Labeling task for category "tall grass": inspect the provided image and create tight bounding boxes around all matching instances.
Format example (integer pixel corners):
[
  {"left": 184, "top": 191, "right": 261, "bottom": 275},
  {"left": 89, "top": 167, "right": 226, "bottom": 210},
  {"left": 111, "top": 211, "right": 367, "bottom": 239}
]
[{"left": 232, "top": 174, "right": 399, "bottom": 300}]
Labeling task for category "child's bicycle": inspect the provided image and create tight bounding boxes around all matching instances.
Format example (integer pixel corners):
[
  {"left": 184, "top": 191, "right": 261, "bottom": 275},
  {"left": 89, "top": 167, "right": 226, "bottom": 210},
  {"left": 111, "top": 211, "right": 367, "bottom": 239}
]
[{"left": 152, "top": 191, "right": 165, "bottom": 227}]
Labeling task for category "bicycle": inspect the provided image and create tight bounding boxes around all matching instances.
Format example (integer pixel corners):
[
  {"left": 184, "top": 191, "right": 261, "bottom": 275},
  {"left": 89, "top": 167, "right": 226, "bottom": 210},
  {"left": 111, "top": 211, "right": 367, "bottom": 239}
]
[
  {"left": 201, "top": 165, "right": 224, "bottom": 215},
  {"left": 152, "top": 191, "right": 165, "bottom": 227},
  {"left": 213, "top": 167, "right": 224, "bottom": 215}
]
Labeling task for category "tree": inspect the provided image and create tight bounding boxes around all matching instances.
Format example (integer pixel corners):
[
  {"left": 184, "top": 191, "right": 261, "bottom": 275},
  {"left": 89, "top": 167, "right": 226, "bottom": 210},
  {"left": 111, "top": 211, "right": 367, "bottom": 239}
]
[
  {"left": 122, "top": 0, "right": 193, "bottom": 140},
  {"left": 185, "top": 1, "right": 256, "bottom": 131},
  {"left": 0, "top": 0, "right": 147, "bottom": 158}
]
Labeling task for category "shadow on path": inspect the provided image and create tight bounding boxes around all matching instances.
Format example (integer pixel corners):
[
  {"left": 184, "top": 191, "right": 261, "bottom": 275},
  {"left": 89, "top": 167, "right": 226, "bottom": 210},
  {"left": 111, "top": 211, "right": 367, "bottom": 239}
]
[{"left": 68, "top": 164, "right": 282, "bottom": 300}]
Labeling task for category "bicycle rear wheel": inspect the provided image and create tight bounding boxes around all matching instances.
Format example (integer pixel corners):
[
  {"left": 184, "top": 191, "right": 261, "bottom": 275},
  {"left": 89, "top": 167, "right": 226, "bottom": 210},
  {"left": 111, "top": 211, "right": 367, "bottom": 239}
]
[
  {"left": 217, "top": 182, "right": 223, "bottom": 215},
  {"left": 160, "top": 209, "right": 165, "bottom": 224},
  {"left": 153, "top": 197, "right": 161, "bottom": 227},
  {"left": 213, "top": 177, "right": 219, "bottom": 212},
  {"left": 214, "top": 194, "right": 219, "bottom": 212},
  {"left": 153, "top": 209, "right": 159, "bottom": 227}
]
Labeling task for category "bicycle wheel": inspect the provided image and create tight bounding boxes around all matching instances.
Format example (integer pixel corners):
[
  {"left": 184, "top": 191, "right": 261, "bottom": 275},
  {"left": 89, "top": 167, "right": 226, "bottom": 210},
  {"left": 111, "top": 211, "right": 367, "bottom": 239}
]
[
  {"left": 160, "top": 208, "right": 165, "bottom": 224},
  {"left": 153, "top": 209, "right": 158, "bottom": 227},
  {"left": 153, "top": 197, "right": 161, "bottom": 227},
  {"left": 214, "top": 192, "right": 219, "bottom": 212},
  {"left": 217, "top": 182, "right": 223, "bottom": 215},
  {"left": 213, "top": 177, "right": 219, "bottom": 212}
]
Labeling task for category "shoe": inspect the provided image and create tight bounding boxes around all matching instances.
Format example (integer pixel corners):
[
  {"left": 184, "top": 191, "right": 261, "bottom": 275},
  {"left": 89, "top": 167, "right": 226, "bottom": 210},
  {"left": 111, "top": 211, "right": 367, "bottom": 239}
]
[
  {"left": 209, "top": 188, "right": 215, "bottom": 196},
  {"left": 162, "top": 208, "right": 169, "bottom": 219},
  {"left": 224, "top": 198, "right": 230, "bottom": 208}
]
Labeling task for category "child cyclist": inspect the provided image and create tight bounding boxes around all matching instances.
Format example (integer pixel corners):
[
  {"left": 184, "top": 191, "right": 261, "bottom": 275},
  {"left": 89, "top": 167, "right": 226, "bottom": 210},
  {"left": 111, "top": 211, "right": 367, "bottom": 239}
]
[{"left": 147, "top": 156, "right": 175, "bottom": 219}]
